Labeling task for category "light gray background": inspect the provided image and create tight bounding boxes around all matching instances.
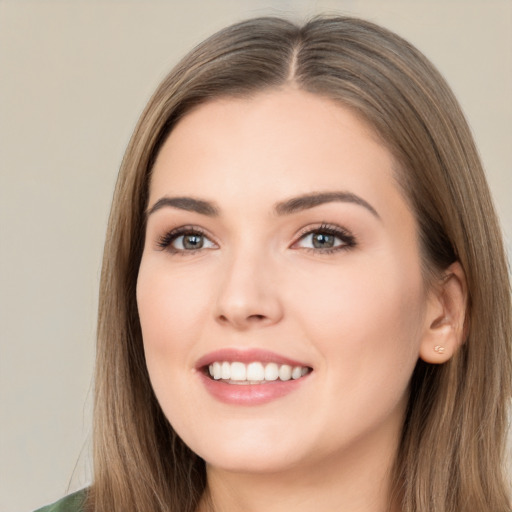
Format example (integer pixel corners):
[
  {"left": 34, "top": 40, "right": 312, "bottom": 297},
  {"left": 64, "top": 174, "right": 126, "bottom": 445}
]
[{"left": 1, "top": 1, "right": 511, "bottom": 511}]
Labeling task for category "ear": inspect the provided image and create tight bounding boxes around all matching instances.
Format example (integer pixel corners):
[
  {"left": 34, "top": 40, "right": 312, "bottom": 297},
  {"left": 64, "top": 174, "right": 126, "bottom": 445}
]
[{"left": 419, "top": 261, "right": 468, "bottom": 364}]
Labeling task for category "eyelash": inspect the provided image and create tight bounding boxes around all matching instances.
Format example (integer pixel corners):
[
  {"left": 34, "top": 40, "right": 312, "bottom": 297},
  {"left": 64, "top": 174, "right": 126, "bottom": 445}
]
[
  {"left": 156, "top": 223, "right": 356, "bottom": 255},
  {"left": 157, "top": 225, "right": 213, "bottom": 254},
  {"left": 293, "top": 223, "right": 356, "bottom": 254}
]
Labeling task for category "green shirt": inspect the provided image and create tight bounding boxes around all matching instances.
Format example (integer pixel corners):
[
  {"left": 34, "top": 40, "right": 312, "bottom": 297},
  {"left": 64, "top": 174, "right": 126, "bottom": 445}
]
[{"left": 34, "top": 490, "right": 87, "bottom": 512}]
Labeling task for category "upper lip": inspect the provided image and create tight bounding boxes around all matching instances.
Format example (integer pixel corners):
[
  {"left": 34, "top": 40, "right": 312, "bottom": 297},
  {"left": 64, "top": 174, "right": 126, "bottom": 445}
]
[{"left": 195, "top": 348, "right": 311, "bottom": 370}]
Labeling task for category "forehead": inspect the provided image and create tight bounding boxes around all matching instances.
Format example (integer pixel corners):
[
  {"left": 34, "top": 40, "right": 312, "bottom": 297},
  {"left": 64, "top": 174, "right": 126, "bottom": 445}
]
[{"left": 149, "top": 88, "right": 402, "bottom": 217}]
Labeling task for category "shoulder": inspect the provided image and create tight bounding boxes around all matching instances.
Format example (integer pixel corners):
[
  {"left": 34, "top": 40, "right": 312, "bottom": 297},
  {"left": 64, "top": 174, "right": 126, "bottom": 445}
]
[{"left": 33, "top": 489, "right": 88, "bottom": 512}]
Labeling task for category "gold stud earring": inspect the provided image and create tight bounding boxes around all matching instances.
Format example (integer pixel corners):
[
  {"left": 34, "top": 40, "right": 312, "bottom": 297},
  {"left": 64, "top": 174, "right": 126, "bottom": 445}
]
[{"left": 434, "top": 345, "right": 445, "bottom": 354}]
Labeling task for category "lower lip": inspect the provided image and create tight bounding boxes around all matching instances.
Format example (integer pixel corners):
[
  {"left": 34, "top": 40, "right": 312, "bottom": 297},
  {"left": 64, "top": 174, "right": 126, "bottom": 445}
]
[{"left": 198, "top": 372, "right": 309, "bottom": 406}]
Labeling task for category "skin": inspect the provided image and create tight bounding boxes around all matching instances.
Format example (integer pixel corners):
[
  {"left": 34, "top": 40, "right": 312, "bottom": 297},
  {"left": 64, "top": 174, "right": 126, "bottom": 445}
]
[{"left": 136, "top": 88, "right": 465, "bottom": 512}]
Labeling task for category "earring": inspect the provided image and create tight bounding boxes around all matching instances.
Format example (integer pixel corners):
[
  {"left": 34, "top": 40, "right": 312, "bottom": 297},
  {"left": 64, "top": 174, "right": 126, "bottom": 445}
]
[{"left": 434, "top": 345, "right": 445, "bottom": 354}]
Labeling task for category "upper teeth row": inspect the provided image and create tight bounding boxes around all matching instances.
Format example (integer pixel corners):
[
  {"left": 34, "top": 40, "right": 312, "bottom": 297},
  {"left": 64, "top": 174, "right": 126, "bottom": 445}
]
[{"left": 208, "top": 361, "right": 309, "bottom": 382}]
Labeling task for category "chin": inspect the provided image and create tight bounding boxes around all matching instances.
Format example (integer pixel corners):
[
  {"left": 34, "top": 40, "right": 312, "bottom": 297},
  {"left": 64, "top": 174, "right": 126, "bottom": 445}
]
[
  {"left": 181, "top": 424, "right": 311, "bottom": 475},
  {"left": 202, "top": 448, "right": 303, "bottom": 475}
]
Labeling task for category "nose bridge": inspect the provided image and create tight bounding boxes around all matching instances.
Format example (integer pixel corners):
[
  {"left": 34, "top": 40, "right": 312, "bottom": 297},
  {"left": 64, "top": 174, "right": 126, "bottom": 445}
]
[{"left": 215, "top": 237, "right": 283, "bottom": 329}]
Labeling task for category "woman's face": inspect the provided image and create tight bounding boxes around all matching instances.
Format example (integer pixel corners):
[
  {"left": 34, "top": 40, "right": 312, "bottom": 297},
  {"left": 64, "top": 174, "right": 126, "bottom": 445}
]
[{"left": 137, "top": 88, "right": 433, "bottom": 475}]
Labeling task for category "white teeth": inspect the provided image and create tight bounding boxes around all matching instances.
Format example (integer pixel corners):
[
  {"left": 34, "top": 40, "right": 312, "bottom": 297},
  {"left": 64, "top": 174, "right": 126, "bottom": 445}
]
[
  {"left": 207, "top": 361, "right": 310, "bottom": 383},
  {"left": 247, "top": 362, "right": 265, "bottom": 381},
  {"left": 230, "top": 362, "right": 246, "bottom": 381},
  {"left": 291, "top": 366, "right": 303, "bottom": 380},
  {"left": 264, "top": 362, "right": 279, "bottom": 381},
  {"left": 221, "top": 361, "right": 230, "bottom": 380},
  {"left": 278, "top": 364, "right": 292, "bottom": 381}
]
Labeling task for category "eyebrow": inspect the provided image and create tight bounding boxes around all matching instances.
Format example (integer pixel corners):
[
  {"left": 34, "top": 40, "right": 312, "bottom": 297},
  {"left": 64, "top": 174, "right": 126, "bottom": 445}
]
[
  {"left": 147, "top": 191, "right": 380, "bottom": 219},
  {"left": 147, "top": 196, "right": 220, "bottom": 217},
  {"left": 274, "top": 191, "right": 380, "bottom": 218}
]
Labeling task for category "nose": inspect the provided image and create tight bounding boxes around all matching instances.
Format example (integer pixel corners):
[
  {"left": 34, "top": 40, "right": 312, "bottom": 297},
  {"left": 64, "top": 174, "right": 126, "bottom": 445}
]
[{"left": 214, "top": 249, "right": 284, "bottom": 330}]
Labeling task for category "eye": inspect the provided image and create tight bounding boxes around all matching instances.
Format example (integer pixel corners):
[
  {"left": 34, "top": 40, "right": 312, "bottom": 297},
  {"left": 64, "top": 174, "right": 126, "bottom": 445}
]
[
  {"left": 157, "top": 227, "right": 217, "bottom": 253},
  {"left": 172, "top": 233, "right": 215, "bottom": 251},
  {"left": 293, "top": 224, "right": 355, "bottom": 253}
]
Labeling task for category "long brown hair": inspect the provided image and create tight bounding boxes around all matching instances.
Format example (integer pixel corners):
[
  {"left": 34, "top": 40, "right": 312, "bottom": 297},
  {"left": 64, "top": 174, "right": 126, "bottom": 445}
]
[{"left": 89, "top": 16, "right": 511, "bottom": 512}]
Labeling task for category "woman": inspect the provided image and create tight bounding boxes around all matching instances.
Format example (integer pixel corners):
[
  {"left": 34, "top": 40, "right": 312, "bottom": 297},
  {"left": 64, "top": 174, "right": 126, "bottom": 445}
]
[{"left": 37, "top": 15, "right": 511, "bottom": 512}]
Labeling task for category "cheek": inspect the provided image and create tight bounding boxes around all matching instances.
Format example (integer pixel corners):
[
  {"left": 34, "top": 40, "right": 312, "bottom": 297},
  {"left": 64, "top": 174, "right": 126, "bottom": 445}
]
[
  {"left": 290, "top": 253, "right": 425, "bottom": 382},
  {"left": 136, "top": 259, "right": 211, "bottom": 367},
  {"left": 293, "top": 260, "right": 425, "bottom": 444},
  {"left": 136, "top": 259, "right": 214, "bottom": 435}
]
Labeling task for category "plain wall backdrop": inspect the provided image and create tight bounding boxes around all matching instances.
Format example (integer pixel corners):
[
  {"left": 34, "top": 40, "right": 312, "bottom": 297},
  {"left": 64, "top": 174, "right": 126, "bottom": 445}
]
[{"left": 1, "top": 1, "right": 511, "bottom": 511}]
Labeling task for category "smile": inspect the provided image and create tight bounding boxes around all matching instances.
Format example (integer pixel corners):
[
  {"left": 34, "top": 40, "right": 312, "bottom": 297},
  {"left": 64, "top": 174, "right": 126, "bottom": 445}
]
[
  {"left": 208, "top": 361, "right": 310, "bottom": 383},
  {"left": 196, "top": 349, "right": 313, "bottom": 405}
]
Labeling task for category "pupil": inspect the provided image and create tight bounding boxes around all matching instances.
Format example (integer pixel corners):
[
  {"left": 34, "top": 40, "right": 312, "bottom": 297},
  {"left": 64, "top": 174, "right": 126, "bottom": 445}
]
[
  {"left": 183, "top": 234, "right": 203, "bottom": 249},
  {"left": 313, "top": 233, "right": 334, "bottom": 248}
]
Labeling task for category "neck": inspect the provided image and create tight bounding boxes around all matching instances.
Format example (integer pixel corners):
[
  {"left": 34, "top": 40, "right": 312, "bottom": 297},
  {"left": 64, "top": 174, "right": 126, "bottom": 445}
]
[{"left": 197, "top": 429, "right": 401, "bottom": 512}]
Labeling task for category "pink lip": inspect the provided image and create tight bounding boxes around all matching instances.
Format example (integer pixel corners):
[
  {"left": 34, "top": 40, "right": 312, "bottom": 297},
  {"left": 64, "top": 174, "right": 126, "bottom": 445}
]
[
  {"left": 195, "top": 348, "right": 309, "bottom": 369},
  {"left": 195, "top": 348, "right": 312, "bottom": 406},
  {"left": 198, "top": 372, "right": 310, "bottom": 406}
]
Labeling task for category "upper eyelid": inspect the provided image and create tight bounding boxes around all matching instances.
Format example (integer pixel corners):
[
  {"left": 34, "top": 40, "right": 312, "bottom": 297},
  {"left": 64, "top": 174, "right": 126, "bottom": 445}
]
[
  {"left": 293, "top": 223, "right": 354, "bottom": 241},
  {"left": 161, "top": 225, "right": 213, "bottom": 239}
]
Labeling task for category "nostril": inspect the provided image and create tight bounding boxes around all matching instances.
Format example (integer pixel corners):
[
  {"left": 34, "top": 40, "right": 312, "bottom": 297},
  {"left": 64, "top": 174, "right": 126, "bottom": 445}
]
[{"left": 248, "top": 314, "right": 266, "bottom": 321}]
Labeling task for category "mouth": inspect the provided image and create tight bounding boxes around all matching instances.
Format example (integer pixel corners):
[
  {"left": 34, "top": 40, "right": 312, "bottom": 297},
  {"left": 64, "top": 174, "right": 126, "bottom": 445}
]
[
  {"left": 205, "top": 361, "right": 311, "bottom": 384},
  {"left": 196, "top": 349, "right": 313, "bottom": 405}
]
